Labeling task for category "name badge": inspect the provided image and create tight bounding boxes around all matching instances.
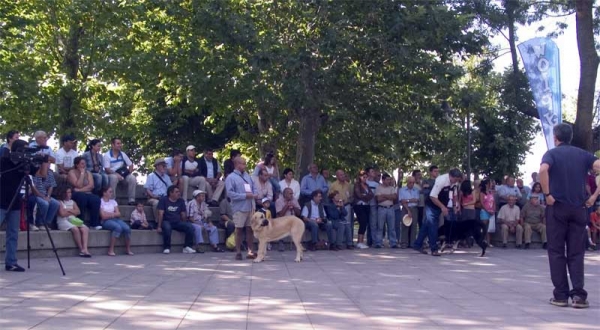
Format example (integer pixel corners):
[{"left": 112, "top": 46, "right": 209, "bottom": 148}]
[{"left": 244, "top": 183, "right": 252, "bottom": 193}]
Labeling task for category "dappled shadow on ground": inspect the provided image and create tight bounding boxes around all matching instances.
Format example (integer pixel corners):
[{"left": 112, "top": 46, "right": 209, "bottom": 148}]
[{"left": 0, "top": 248, "right": 599, "bottom": 329}]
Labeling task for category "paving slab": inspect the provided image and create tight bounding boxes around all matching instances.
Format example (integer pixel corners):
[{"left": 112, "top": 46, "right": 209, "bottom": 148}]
[{"left": 1, "top": 247, "right": 599, "bottom": 329}]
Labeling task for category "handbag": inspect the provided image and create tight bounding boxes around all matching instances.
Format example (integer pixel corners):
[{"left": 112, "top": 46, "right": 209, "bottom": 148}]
[
  {"left": 226, "top": 232, "right": 236, "bottom": 250},
  {"left": 115, "top": 165, "right": 130, "bottom": 178},
  {"left": 487, "top": 215, "right": 496, "bottom": 233}
]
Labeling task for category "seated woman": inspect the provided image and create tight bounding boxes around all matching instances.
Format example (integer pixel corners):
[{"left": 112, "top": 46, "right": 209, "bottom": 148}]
[
  {"left": 68, "top": 157, "right": 102, "bottom": 230},
  {"left": 82, "top": 139, "right": 108, "bottom": 195},
  {"left": 252, "top": 152, "right": 281, "bottom": 199},
  {"left": 55, "top": 185, "right": 91, "bottom": 257},
  {"left": 99, "top": 186, "right": 133, "bottom": 256},
  {"left": 187, "top": 190, "right": 224, "bottom": 252}
]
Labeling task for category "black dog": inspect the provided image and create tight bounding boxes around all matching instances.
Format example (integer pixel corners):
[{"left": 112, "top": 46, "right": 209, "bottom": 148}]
[{"left": 438, "top": 220, "right": 488, "bottom": 257}]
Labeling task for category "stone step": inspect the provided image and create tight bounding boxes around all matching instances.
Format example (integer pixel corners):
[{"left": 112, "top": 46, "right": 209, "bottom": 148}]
[
  {"left": 1, "top": 225, "right": 329, "bottom": 259},
  {"left": 116, "top": 205, "right": 221, "bottom": 223}
]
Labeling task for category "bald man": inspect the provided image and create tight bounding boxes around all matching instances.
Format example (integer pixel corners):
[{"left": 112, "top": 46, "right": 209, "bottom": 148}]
[
  {"left": 225, "top": 156, "right": 258, "bottom": 260},
  {"left": 330, "top": 170, "right": 354, "bottom": 246}
]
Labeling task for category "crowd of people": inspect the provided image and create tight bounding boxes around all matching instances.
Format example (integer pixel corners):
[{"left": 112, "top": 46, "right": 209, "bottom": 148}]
[{"left": 0, "top": 128, "right": 599, "bottom": 267}]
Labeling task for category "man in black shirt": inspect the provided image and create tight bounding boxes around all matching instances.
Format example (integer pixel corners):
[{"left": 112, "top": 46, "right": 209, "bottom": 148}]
[
  {"left": 156, "top": 185, "right": 197, "bottom": 254},
  {"left": 0, "top": 140, "right": 29, "bottom": 272},
  {"left": 540, "top": 123, "right": 600, "bottom": 309}
]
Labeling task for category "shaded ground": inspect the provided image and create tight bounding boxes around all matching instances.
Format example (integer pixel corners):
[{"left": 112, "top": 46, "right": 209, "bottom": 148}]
[{"left": 1, "top": 247, "right": 599, "bottom": 329}]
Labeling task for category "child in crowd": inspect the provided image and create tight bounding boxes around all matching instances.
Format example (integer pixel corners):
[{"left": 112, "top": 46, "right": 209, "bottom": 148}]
[
  {"left": 130, "top": 202, "right": 153, "bottom": 230},
  {"left": 56, "top": 186, "right": 91, "bottom": 258},
  {"left": 187, "top": 190, "right": 224, "bottom": 253}
]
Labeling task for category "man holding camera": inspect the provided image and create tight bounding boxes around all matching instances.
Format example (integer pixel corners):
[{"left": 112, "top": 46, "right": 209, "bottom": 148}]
[{"left": 0, "top": 139, "right": 30, "bottom": 272}]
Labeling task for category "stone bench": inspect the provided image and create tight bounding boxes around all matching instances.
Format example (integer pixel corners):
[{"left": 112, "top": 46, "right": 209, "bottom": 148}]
[{"left": 1, "top": 225, "right": 329, "bottom": 259}]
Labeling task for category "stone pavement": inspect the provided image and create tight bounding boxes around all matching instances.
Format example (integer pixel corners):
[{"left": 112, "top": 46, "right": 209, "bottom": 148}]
[{"left": 0, "top": 247, "right": 599, "bottom": 330}]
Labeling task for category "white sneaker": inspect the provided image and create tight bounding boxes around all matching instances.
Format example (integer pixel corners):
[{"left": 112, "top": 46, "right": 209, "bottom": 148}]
[
  {"left": 163, "top": 249, "right": 170, "bottom": 254},
  {"left": 357, "top": 243, "right": 369, "bottom": 249},
  {"left": 183, "top": 246, "right": 196, "bottom": 254},
  {"left": 29, "top": 224, "right": 40, "bottom": 231},
  {"left": 94, "top": 226, "right": 103, "bottom": 230}
]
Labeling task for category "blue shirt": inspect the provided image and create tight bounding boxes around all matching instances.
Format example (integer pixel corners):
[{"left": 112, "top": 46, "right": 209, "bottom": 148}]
[
  {"left": 399, "top": 186, "right": 420, "bottom": 208},
  {"left": 300, "top": 174, "right": 329, "bottom": 197},
  {"left": 225, "top": 170, "right": 257, "bottom": 213},
  {"left": 29, "top": 141, "right": 55, "bottom": 159},
  {"left": 541, "top": 143, "right": 597, "bottom": 206},
  {"left": 144, "top": 171, "right": 172, "bottom": 198}
]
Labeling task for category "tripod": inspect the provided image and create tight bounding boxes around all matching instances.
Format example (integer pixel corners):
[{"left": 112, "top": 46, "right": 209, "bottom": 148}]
[{"left": 2, "top": 164, "right": 66, "bottom": 275}]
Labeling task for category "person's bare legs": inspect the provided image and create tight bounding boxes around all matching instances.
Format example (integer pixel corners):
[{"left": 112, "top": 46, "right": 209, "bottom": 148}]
[
  {"left": 108, "top": 237, "right": 116, "bottom": 256},
  {"left": 70, "top": 227, "right": 83, "bottom": 252},
  {"left": 80, "top": 226, "right": 90, "bottom": 254},
  {"left": 125, "top": 238, "right": 132, "bottom": 254}
]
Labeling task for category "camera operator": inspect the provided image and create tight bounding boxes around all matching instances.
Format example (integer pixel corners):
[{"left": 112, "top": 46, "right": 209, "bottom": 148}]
[
  {"left": 0, "top": 130, "right": 20, "bottom": 157},
  {"left": 0, "top": 139, "right": 29, "bottom": 272}
]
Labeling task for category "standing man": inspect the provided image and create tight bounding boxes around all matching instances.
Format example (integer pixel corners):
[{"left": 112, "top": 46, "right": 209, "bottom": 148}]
[
  {"left": 225, "top": 156, "right": 258, "bottom": 260},
  {"left": 103, "top": 138, "right": 137, "bottom": 205},
  {"left": 420, "top": 165, "right": 439, "bottom": 229},
  {"left": 300, "top": 163, "right": 329, "bottom": 205},
  {"left": 199, "top": 148, "right": 225, "bottom": 206},
  {"left": 365, "top": 166, "right": 380, "bottom": 247},
  {"left": 540, "top": 123, "right": 600, "bottom": 309},
  {"left": 413, "top": 168, "right": 462, "bottom": 257},
  {"left": 399, "top": 176, "right": 420, "bottom": 248},
  {"left": 0, "top": 140, "right": 29, "bottom": 272},
  {"left": 375, "top": 173, "right": 398, "bottom": 248},
  {"left": 330, "top": 170, "right": 354, "bottom": 244}
]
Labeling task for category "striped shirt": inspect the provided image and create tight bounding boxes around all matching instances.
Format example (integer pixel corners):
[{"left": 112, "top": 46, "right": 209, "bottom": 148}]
[{"left": 32, "top": 171, "right": 57, "bottom": 197}]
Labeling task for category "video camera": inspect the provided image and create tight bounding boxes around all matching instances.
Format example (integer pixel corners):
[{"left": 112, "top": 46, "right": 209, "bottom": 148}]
[{"left": 9, "top": 146, "right": 50, "bottom": 169}]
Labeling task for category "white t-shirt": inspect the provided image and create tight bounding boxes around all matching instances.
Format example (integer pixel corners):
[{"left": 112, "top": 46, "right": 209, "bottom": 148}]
[
  {"left": 184, "top": 160, "right": 198, "bottom": 172},
  {"left": 103, "top": 150, "right": 133, "bottom": 172},
  {"left": 100, "top": 199, "right": 118, "bottom": 214},
  {"left": 56, "top": 148, "right": 79, "bottom": 169},
  {"left": 56, "top": 200, "right": 75, "bottom": 224},
  {"left": 429, "top": 174, "right": 453, "bottom": 199},
  {"left": 279, "top": 179, "right": 301, "bottom": 200}
]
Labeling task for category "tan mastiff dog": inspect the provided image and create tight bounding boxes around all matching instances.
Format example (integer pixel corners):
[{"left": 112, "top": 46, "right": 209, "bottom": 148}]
[{"left": 251, "top": 212, "right": 305, "bottom": 263}]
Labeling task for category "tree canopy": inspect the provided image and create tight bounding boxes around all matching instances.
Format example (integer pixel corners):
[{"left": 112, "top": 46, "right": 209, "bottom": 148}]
[{"left": 0, "top": 0, "right": 597, "bottom": 178}]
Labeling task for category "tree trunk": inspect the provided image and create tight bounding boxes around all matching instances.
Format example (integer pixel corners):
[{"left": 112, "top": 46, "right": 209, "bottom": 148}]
[
  {"left": 295, "top": 109, "right": 320, "bottom": 178},
  {"left": 505, "top": 1, "right": 519, "bottom": 77},
  {"left": 60, "top": 23, "right": 83, "bottom": 136},
  {"left": 573, "top": 0, "right": 599, "bottom": 151}
]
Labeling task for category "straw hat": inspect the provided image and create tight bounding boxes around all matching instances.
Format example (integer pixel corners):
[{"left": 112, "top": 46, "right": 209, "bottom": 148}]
[{"left": 402, "top": 214, "right": 413, "bottom": 227}]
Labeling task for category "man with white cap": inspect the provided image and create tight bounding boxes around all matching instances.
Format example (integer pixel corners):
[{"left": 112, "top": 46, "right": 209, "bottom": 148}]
[
  {"left": 145, "top": 158, "right": 173, "bottom": 220},
  {"left": 180, "top": 145, "right": 208, "bottom": 200},
  {"left": 187, "top": 190, "right": 224, "bottom": 253}
]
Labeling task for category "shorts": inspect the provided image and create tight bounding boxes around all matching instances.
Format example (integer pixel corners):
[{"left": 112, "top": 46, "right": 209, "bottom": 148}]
[
  {"left": 480, "top": 210, "right": 492, "bottom": 221},
  {"left": 232, "top": 211, "right": 252, "bottom": 228}
]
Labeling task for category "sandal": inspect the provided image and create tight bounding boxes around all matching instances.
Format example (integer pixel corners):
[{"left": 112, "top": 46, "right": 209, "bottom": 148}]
[
  {"left": 107, "top": 252, "right": 116, "bottom": 256},
  {"left": 213, "top": 247, "right": 225, "bottom": 253},
  {"left": 126, "top": 251, "right": 134, "bottom": 256}
]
